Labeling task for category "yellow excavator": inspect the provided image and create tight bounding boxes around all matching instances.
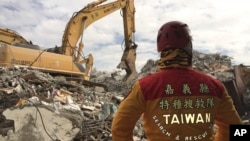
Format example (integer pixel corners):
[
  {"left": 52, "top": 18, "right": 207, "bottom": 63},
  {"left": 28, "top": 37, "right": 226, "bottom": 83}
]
[{"left": 0, "top": 0, "right": 137, "bottom": 85}]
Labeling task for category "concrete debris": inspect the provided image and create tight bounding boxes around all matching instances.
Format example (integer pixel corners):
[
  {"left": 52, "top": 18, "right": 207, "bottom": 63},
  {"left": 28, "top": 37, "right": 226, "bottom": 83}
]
[
  {"left": 3, "top": 107, "right": 80, "bottom": 141},
  {"left": 0, "top": 50, "right": 250, "bottom": 141}
]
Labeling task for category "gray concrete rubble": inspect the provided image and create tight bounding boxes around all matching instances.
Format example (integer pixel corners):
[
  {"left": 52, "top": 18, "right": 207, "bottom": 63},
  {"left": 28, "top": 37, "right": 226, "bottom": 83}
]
[{"left": 0, "top": 50, "right": 250, "bottom": 141}]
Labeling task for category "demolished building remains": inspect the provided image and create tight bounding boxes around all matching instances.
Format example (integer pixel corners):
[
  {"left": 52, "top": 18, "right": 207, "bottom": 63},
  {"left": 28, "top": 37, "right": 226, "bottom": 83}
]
[{"left": 0, "top": 50, "right": 250, "bottom": 141}]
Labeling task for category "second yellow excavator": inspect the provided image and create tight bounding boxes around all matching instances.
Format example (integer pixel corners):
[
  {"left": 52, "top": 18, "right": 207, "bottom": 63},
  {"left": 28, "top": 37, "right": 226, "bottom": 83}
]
[
  {"left": 0, "top": 0, "right": 137, "bottom": 84},
  {"left": 0, "top": 27, "right": 31, "bottom": 45}
]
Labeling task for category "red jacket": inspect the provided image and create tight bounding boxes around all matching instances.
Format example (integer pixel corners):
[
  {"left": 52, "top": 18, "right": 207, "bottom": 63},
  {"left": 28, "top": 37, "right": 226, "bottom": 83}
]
[{"left": 111, "top": 68, "right": 242, "bottom": 141}]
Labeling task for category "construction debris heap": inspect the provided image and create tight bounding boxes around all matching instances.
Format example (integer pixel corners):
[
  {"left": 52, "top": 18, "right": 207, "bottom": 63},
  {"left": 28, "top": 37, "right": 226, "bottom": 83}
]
[{"left": 0, "top": 50, "right": 250, "bottom": 141}]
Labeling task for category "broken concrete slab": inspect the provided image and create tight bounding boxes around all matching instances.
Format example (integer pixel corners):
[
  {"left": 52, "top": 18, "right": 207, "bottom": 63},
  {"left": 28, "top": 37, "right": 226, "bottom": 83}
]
[{"left": 2, "top": 106, "right": 80, "bottom": 141}]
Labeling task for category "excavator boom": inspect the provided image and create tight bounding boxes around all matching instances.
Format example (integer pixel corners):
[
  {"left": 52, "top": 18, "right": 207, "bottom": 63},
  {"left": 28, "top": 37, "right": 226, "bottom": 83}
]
[{"left": 61, "top": 0, "right": 137, "bottom": 81}]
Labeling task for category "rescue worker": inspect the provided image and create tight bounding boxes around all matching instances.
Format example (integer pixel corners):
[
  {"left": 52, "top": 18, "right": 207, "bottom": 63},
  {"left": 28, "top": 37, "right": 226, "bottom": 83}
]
[{"left": 111, "top": 21, "right": 242, "bottom": 141}]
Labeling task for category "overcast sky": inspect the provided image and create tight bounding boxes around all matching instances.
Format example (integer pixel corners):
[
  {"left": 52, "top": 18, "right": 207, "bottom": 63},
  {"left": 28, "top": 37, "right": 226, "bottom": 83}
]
[{"left": 1, "top": 0, "right": 250, "bottom": 73}]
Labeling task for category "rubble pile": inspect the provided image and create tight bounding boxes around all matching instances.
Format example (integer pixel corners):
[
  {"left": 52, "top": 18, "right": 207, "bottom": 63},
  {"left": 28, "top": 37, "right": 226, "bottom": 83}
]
[
  {"left": 0, "top": 50, "right": 249, "bottom": 141},
  {"left": 140, "top": 51, "right": 235, "bottom": 81},
  {"left": 192, "top": 51, "right": 236, "bottom": 82},
  {"left": 0, "top": 67, "right": 120, "bottom": 140}
]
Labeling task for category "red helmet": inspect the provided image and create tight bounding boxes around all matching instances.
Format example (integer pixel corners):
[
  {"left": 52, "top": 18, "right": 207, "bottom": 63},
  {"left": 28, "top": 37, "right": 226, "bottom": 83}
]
[{"left": 157, "top": 21, "right": 192, "bottom": 52}]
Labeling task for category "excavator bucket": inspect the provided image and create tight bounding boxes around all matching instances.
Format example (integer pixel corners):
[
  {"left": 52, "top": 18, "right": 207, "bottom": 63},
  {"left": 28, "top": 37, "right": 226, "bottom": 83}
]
[{"left": 117, "top": 42, "right": 137, "bottom": 82}]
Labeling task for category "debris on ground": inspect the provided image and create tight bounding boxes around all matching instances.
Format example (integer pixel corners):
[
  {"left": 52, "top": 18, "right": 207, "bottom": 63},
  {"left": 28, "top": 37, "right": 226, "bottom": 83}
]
[{"left": 0, "top": 50, "right": 250, "bottom": 141}]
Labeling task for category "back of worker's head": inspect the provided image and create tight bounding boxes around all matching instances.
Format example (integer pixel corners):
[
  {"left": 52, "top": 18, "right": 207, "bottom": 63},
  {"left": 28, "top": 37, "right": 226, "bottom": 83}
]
[
  {"left": 156, "top": 21, "right": 193, "bottom": 69},
  {"left": 157, "top": 21, "right": 192, "bottom": 54}
]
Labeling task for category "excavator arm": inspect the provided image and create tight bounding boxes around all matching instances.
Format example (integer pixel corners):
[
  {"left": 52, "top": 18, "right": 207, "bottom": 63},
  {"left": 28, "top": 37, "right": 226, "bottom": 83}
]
[
  {"left": 117, "top": 0, "right": 137, "bottom": 81},
  {"left": 61, "top": 0, "right": 137, "bottom": 81},
  {"left": 0, "top": 28, "right": 30, "bottom": 45}
]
